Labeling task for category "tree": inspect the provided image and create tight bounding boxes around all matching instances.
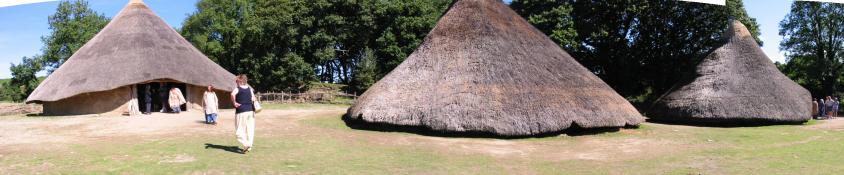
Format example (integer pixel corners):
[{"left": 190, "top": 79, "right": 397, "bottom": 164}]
[
  {"left": 181, "top": 0, "right": 449, "bottom": 92},
  {"left": 778, "top": 2, "right": 844, "bottom": 96},
  {"left": 2, "top": 0, "right": 108, "bottom": 102},
  {"left": 2, "top": 56, "right": 42, "bottom": 102},
  {"left": 510, "top": 0, "right": 577, "bottom": 50},
  {"left": 349, "top": 48, "right": 378, "bottom": 93},
  {"left": 511, "top": 0, "right": 762, "bottom": 106},
  {"left": 40, "top": 0, "right": 109, "bottom": 72}
]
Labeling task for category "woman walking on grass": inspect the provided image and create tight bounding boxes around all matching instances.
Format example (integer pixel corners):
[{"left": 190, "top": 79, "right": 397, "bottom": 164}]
[{"left": 231, "top": 74, "right": 257, "bottom": 154}]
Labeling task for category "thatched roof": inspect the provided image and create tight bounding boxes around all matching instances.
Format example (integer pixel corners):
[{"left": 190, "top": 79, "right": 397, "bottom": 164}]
[
  {"left": 26, "top": 0, "right": 235, "bottom": 103},
  {"left": 344, "top": 0, "right": 644, "bottom": 136},
  {"left": 648, "top": 21, "right": 811, "bottom": 124}
]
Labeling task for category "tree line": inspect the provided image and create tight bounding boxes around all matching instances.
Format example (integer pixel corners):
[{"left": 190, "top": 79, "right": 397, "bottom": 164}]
[{"left": 2, "top": 0, "right": 841, "bottom": 110}]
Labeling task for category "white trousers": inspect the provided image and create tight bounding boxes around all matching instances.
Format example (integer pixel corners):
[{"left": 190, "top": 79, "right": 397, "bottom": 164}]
[{"left": 235, "top": 111, "right": 255, "bottom": 147}]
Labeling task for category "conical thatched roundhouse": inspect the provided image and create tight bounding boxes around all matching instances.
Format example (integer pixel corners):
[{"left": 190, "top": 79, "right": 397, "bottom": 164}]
[
  {"left": 345, "top": 0, "right": 644, "bottom": 136},
  {"left": 26, "top": 0, "right": 235, "bottom": 115},
  {"left": 649, "top": 21, "right": 811, "bottom": 124}
]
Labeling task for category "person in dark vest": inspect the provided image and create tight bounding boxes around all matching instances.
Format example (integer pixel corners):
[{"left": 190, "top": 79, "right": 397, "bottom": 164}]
[
  {"left": 143, "top": 84, "right": 152, "bottom": 115},
  {"left": 230, "top": 74, "right": 257, "bottom": 153}
]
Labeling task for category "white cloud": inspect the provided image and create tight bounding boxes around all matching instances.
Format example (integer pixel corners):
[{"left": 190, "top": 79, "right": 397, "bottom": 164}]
[{"left": 0, "top": 0, "right": 57, "bottom": 8}]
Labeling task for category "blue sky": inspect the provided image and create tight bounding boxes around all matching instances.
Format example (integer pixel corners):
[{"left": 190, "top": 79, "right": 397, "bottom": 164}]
[
  {"left": 0, "top": 0, "right": 198, "bottom": 79},
  {"left": 0, "top": 0, "right": 793, "bottom": 79}
]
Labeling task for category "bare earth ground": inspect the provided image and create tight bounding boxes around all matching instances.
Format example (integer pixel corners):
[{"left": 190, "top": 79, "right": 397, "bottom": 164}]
[
  {"left": 0, "top": 103, "right": 41, "bottom": 116},
  {"left": 1, "top": 105, "right": 844, "bottom": 174}
]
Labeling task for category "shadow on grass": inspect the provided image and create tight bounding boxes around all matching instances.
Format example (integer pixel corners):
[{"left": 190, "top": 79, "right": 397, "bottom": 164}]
[
  {"left": 343, "top": 115, "right": 632, "bottom": 139},
  {"left": 204, "top": 143, "right": 243, "bottom": 154},
  {"left": 645, "top": 118, "right": 808, "bottom": 128}
]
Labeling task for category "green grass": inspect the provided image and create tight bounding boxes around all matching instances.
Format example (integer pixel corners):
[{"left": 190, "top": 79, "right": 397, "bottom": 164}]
[{"left": 4, "top": 105, "right": 844, "bottom": 174}]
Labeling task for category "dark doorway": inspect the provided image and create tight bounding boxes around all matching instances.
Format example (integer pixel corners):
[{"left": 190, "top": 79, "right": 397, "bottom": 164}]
[{"left": 137, "top": 82, "right": 187, "bottom": 113}]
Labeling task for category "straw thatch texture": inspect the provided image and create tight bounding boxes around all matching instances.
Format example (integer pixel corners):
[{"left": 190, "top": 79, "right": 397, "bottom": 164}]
[
  {"left": 345, "top": 0, "right": 644, "bottom": 136},
  {"left": 649, "top": 21, "right": 811, "bottom": 124},
  {"left": 26, "top": 1, "right": 235, "bottom": 104}
]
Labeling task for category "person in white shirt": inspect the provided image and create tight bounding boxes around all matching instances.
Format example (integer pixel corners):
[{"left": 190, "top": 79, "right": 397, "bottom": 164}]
[
  {"left": 231, "top": 75, "right": 257, "bottom": 154},
  {"left": 202, "top": 85, "right": 219, "bottom": 125},
  {"left": 168, "top": 87, "right": 186, "bottom": 113}
]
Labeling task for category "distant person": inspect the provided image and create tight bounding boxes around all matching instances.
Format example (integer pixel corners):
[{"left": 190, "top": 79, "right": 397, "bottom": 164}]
[
  {"left": 832, "top": 97, "right": 839, "bottom": 118},
  {"left": 169, "top": 87, "right": 186, "bottom": 113},
  {"left": 826, "top": 96, "right": 834, "bottom": 119},
  {"left": 231, "top": 74, "right": 257, "bottom": 154},
  {"left": 143, "top": 85, "right": 152, "bottom": 115},
  {"left": 159, "top": 82, "right": 169, "bottom": 112},
  {"left": 812, "top": 98, "right": 819, "bottom": 119},
  {"left": 820, "top": 98, "right": 827, "bottom": 119},
  {"left": 203, "top": 85, "right": 219, "bottom": 125}
]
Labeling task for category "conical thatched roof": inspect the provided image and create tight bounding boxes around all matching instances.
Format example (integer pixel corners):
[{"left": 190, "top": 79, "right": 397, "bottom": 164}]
[
  {"left": 26, "top": 0, "right": 235, "bottom": 103},
  {"left": 649, "top": 21, "right": 811, "bottom": 124},
  {"left": 344, "top": 0, "right": 644, "bottom": 136}
]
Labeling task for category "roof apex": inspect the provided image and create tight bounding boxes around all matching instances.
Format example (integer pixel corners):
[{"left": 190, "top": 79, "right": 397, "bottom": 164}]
[
  {"left": 725, "top": 20, "right": 752, "bottom": 40},
  {"left": 129, "top": 0, "right": 143, "bottom": 5}
]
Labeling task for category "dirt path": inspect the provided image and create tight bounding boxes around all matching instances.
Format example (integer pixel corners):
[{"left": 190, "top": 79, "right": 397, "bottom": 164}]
[
  {"left": 0, "top": 107, "right": 346, "bottom": 147},
  {"left": 805, "top": 117, "right": 844, "bottom": 130},
  {"left": 0, "top": 103, "right": 41, "bottom": 116}
]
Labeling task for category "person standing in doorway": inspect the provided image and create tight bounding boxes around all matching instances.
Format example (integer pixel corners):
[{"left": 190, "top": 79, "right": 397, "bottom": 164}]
[
  {"left": 143, "top": 85, "right": 153, "bottom": 115},
  {"left": 231, "top": 74, "right": 257, "bottom": 154},
  {"left": 159, "top": 82, "right": 169, "bottom": 113},
  {"left": 169, "top": 86, "right": 186, "bottom": 113},
  {"left": 203, "top": 85, "right": 219, "bottom": 125}
]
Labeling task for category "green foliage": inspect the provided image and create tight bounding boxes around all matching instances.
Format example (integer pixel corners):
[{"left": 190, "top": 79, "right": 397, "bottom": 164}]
[
  {"left": 181, "top": 0, "right": 449, "bottom": 93},
  {"left": 510, "top": 0, "right": 578, "bottom": 50},
  {"left": 40, "top": 0, "right": 109, "bottom": 72},
  {"left": 2, "top": 57, "right": 43, "bottom": 102},
  {"left": 511, "top": 0, "right": 762, "bottom": 106},
  {"left": 778, "top": 2, "right": 844, "bottom": 96},
  {"left": 348, "top": 48, "right": 377, "bottom": 93}
]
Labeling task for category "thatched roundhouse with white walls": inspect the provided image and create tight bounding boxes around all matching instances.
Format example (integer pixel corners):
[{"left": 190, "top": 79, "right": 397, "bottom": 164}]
[
  {"left": 345, "top": 0, "right": 644, "bottom": 136},
  {"left": 26, "top": 0, "right": 235, "bottom": 115},
  {"left": 648, "top": 21, "right": 812, "bottom": 124}
]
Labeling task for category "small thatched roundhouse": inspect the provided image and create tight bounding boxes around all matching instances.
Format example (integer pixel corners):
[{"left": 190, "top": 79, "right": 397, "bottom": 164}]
[
  {"left": 344, "top": 0, "right": 644, "bottom": 136},
  {"left": 648, "top": 21, "right": 811, "bottom": 124},
  {"left": 26, "top": 0, "right": 235, "bottom": 115}
]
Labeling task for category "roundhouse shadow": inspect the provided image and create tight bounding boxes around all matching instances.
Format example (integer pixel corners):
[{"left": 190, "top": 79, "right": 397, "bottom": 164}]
[
  {"left": 645, "top": 118, "right": 808, "bottom": 128},
  {"left": 343, "top": 116, "right": 633, "bottom": 139}
]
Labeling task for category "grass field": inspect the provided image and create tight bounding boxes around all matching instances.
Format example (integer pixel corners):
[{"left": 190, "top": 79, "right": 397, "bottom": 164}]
[{"left": 2, "top": 103, "right": 844, "bottom": 174}]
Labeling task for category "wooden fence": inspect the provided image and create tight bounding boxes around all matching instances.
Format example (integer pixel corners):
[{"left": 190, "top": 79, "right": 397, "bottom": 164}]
[{"left": 257, "top": 91, "right": 357, "bottom": 104}]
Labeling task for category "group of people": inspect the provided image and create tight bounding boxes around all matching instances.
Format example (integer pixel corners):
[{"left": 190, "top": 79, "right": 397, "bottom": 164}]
[
  {"left": 142, "top": 82, "right": 186, "bottom": 115},
  {"left": 200, "top": 74, "right": 258, "bottom": 154},
  {"left": 140, "top": 75, "right": 258, "bottom": 154},
  {"left": 812, "top": 96, "right": 840, "bottom": 119}
]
